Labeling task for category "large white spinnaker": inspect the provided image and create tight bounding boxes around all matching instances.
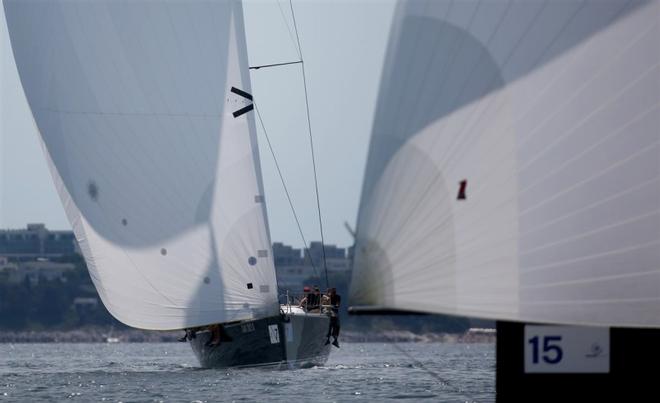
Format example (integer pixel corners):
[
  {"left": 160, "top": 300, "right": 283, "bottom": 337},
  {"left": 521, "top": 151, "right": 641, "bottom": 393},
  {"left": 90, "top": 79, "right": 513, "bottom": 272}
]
[
  {"left": 4, "top": 0, "right": 279, "bottom": 330},
  {"left": 350, "top": 0, "right": 660, "bottom": 327}
]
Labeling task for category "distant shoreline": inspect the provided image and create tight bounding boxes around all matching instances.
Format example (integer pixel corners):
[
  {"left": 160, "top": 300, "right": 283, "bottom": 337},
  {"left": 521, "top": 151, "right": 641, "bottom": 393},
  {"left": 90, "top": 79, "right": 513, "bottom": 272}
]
[
  {"left": 0, "top": 328, "right": 180, "bottom": 343},
  {"left": 0, "top": 328, "right": 495, "bottom": 344}
]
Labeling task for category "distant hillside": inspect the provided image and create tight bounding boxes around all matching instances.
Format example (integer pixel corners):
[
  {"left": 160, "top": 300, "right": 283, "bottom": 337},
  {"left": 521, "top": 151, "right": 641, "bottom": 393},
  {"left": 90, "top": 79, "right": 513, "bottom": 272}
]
[{"left": 0, "top": 254, "right": 123, "bottom": 331}]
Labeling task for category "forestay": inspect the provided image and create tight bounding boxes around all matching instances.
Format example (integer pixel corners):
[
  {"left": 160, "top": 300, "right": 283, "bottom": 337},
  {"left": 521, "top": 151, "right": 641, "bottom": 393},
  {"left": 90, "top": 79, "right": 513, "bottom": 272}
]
[
  {"left": 4, "top": 0, "right": 279, "bottom": 330},
  {"left": 350, "top": 0, "right": 660, "bottom": 327}
]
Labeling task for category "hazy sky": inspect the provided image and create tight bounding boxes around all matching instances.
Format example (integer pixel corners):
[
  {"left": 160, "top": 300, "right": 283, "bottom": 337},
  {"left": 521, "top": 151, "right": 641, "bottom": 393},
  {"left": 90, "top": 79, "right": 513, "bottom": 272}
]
[{"left": 0, "top": 0, "right": 395, "bottom": 249}]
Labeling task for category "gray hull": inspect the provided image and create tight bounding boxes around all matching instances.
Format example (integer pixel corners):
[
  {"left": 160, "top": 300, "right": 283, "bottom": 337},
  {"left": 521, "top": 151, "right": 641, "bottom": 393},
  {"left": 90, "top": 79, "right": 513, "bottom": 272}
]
[{"left": 189, "top": 311, "right": 332, "bottom": 368}]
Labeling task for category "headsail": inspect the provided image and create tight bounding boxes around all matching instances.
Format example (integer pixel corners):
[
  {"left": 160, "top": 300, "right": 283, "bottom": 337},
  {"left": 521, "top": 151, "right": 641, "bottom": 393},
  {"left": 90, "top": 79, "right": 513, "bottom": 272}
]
[
  {"left": 4, "top": 0, "right": 279, "bottom": 330},
  {"left": 350, "top": 0, "right": 660, "bottom": 327}
]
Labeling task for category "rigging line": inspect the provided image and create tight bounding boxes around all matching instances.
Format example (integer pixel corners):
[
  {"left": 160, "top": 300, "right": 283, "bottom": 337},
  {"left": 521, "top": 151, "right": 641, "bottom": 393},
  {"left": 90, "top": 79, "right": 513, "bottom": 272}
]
[
  {"left": 254, "top": 103, "right": 321, "bottom": 282},
  {"left": 249, "top": 60, "right": 303, "bottom": 70},
  {"left": 277, "top": 0, "right": 302, "bottom": 60},
  {"left": 289, "top": 0, "right": 329, "bottom": 289}
]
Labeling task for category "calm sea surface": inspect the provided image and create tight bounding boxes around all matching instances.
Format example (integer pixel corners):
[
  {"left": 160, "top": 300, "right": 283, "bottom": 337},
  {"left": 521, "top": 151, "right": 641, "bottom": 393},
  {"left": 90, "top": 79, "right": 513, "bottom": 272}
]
[{"left": 0, "top": 342, "right": 494, "bottom": 402}]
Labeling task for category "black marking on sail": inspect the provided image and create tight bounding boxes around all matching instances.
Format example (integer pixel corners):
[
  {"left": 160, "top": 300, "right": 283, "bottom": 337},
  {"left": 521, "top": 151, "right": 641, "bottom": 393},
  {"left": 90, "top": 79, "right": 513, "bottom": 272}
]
[
  {"left": 259, "top": 285, "right": 269, "bottom": 293},
  {"left": 230, "top": 87, "right": 254, "bottom": 118},
  {"left": 248, "top": 256, "right": 257, "bottom": 266},
  {"left": 230, "top": 86, "right": 253, "bottom": 101},
  {"left": 232, "top": 104, "right": 254, "bottom": 118},
  {"left": 249, "top": 60, "right": 302, "bottom": 70},
  {"left": 257, "top": 250, "right": 268, "bottom": 258},
  {"left": 87, "top": 181, "right": 99, "bottom": 201},
  {"left": 160, "top": 248, "right": 167, "bottom": 256},
  {"left": 457, "top": 180, "right": 467, "bottom": 200},
  {"left": 254, "top": 195, "right": 265, "bottom": 203},
  {"left": 121, "top": 218, "right": 127, "bottom": 226},
  {"left": 247, "top": 283, "right": 254, "bottom": 290},
  {"left": 203, "top": 276, "right": 210, "bottom": 284}
]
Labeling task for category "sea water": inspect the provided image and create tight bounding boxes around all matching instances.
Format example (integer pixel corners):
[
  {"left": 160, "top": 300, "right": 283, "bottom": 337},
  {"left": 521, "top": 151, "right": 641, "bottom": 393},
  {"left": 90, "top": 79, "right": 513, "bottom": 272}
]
[{"left": 0, "top": 342, "right": 494, "bottom": 402}]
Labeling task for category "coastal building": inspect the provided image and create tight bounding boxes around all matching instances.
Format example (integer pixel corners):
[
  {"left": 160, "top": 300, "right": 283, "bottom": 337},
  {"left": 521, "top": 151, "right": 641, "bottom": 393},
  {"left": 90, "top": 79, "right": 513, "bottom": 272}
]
[
  {"left": 274, "top": 241, "right": 352, "bottom": 293},
  {"left": 0, "top": 258, "right": 76, "bottom": 285},
  {"left": 272, "top": 242, "right": 303, "bottom": 266},
  {"left": 304, "top": 241, "right": 345, "bottom": 265},
  {"left": 0, "top": 224, "right": 353, "bottom": 291},
  {"left": 0, "top": 223, "right": 78, "bottom": 259},
  {"left": 304, "top": 242, "right": 350, "bottom": 274},
  {"left": 276, "top": 265, "right": 316, "bottom": 293}
]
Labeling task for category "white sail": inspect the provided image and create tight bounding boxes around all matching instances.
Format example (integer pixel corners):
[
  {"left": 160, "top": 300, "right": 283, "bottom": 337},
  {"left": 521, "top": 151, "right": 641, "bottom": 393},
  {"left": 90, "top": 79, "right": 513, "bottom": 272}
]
[
  {"left": 4, "top": 0, "right": 279, "bottom": 330},
  {"left": 350, "top": 0, "right": 660, "bottom": 327}
]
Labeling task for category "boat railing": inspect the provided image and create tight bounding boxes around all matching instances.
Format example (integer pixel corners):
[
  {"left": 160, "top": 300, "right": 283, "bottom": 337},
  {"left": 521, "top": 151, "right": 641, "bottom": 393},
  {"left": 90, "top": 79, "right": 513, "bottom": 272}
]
[{"left": 279, "top": 289, "right": 334, "bottom": 315}]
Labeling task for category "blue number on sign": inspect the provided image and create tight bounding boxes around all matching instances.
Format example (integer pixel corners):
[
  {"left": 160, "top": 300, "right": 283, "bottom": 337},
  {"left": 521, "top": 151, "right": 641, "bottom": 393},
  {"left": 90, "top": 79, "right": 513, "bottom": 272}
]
[
  {"left": 529, "top": 336, "right": 540, "bottom": 363},
  {"left": 528, "top": 335, "right": 563, "bottom": 364},
  {"left": 543, "top": 336, "right": 563, "bottom": 364}
]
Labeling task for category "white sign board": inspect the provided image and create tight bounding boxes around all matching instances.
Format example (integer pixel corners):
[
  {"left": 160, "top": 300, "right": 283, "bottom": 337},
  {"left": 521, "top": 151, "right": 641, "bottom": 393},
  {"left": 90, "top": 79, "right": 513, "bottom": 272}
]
[
  {"left": 268, "top": 324, "right": 280, "bottom": 344},
  {"left": 524, "top": 325, "right": 609, "bottom": 373}
]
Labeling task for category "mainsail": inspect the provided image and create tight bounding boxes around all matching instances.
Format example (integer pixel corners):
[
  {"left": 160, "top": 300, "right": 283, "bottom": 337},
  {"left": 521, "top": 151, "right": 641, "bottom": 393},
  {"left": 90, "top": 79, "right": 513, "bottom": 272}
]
[
  {"left": 4, "top": 0, "right": 279, "bottom": 330},
  {"left": 350, "top": 0, "right": 660, "bottom": 327}
]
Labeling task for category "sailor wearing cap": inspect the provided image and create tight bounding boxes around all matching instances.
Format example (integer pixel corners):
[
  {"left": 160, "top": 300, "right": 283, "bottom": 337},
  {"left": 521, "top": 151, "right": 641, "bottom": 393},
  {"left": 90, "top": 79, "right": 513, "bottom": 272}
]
[
  {"left": 298, "top": 285, "right": 321, "bottom": 312},
  {"left": 299, "top": 286, "right": 312, "bottom": 310}
]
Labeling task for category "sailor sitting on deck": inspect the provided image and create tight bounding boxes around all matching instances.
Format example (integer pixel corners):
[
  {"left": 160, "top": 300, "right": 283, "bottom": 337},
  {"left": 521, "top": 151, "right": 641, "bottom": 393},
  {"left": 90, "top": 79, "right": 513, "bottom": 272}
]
[
  {"left": 205, "top": 324, "right": 233, "bottom": 347},
  {"left": 299, "top": 285, "right": 321, "bottom": 312},
  {"left": 296, "top": 285, "right": 310, "bottom": 308},
  {"left": 321, "top": 288, "right": 331, "bottom": 308},
  {"left": 178, "top": 328, "right": 198, "bottom": 342}
]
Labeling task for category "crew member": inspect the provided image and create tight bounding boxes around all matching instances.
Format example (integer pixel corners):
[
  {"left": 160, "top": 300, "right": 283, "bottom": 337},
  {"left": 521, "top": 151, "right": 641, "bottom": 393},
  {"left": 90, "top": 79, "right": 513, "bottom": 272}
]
[{"left": 325, "top": 288, "right": 341, "bottom": 347}]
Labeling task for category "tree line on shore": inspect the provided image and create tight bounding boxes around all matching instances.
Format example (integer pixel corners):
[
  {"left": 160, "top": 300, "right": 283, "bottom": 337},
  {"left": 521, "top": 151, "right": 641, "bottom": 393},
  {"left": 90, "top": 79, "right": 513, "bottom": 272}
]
[{"left": 0, "top": 255, "right": 121, "bottom": 331}]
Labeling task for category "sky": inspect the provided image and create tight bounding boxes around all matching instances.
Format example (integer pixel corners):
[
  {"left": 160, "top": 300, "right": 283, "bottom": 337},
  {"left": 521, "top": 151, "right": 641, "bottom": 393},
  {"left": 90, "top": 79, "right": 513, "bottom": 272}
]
[{"left": 0, "top": 0, "right": 395, "bottom": 249}]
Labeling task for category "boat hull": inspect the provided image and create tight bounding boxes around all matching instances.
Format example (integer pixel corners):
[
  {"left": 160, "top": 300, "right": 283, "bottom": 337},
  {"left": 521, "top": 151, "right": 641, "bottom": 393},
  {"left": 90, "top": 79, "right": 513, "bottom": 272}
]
[{"left": 189, "top": 311, "right": 332, "bottom": 368}]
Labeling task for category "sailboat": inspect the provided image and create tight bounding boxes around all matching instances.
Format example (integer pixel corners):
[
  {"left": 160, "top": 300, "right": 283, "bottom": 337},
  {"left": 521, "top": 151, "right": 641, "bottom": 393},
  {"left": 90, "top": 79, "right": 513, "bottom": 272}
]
[
  {"left": 348, "top": 0, "right": 659, "bottom": 399},
  {"left": 4, "top": 0, "right": 331, "bottom": 368},
  {"left": 104, "top": 325, "right": 119, "bottom": 344}
]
